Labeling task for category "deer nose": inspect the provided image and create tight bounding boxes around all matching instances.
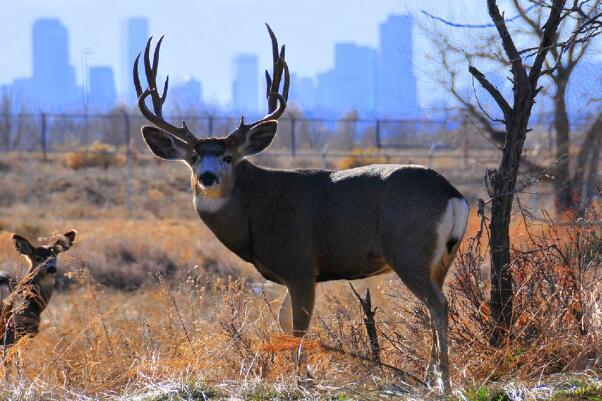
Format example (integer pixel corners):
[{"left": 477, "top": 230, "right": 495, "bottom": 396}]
[{"left": 200, "top": 172, "right": 218, "bottom": 187}]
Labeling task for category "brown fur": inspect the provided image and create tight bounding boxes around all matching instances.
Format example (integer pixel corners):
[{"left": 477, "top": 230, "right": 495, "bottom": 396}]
[
  {"left": 135, "top": 26, "right": 469, "bottom": 393},
  {"left": 0, "top": 231, "right": 76, "bottom": 349}
]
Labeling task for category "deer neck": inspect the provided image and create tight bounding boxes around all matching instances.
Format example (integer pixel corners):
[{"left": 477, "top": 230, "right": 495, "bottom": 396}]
[
  {"left": 194, "top": 159, "right": 271, "bottom": 262},
  {"left": 29, "top": 267, "right": 55, "bottom": 308},
  {"left": 36, "top": 274, "right": 55, "bottom": 306}
]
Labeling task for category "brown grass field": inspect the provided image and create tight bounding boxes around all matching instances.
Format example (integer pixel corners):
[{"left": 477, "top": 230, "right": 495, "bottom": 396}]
[{"left": 0, "top": 151, "right": 600, "bottom": 400}]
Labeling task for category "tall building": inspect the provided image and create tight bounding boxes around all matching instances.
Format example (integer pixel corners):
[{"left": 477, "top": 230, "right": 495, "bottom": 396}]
[
  {"left": 290, "top": 74, "right": 316, "bottom": 111},
  {"left": 334, "top": 43, "right": 377, "bottom": 113},
  {"left": 314, "top": 43, "right": 377, "bottom": 115},
  {"left": 171, "top": 77, "right": 203, "bottom": 109},
  {"left": 11, "top": 19, "right": 79, "bottom": 111},
  {"left": 88, "top": 66, "right": 116, "bottom": 111},
  {"left": 377, "top": 15, "right": 418, "bottom": 118},
  {"left": 123, "top": 17, "right": 149, "bottom": 104},
  {"left": 315, "top": 70, "right": 336, "bottom": 113},
  {"left": 231, "top": 54, "right": 259, "bottom": 113}
]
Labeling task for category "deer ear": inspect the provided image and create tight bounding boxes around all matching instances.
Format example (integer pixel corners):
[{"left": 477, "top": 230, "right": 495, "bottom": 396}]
[
  {"left": 239, "top": 121, "right": 278, "bottom": 156},
  {"left": 142, "top": 126, "right": 192, "bottom": 161},
  {"left": 12, "top": 234, "right": 34, "bottom": 256},
  {"left": 53, "top": 230, "right": 77, "bottom": 253}
]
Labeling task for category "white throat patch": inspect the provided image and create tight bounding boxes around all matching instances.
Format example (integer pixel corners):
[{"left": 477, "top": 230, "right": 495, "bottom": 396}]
[{"left": 194, "top": 194, "right": 228, "bottom": 214}]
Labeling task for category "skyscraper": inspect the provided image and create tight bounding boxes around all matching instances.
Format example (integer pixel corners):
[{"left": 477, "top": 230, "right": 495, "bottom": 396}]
[
  {"left": 123, "top": 17, "right": 149, "bottom": 104},
  {"left": 315, "top": 70, "right": 336, "bottom": 113},
  {"left": 290, "top": 74, "right": 316, "bottom": 111},
  {"left": 335, "top": 43, "right": 377, "bottom": 113},
  {"left": 377, "top": 15, "right": 418, "bottom": 118},
  {"left": 88, "top": 66, "right": 117, "bottom": 111},
  {"left": 171, "top": 77, "right": 203, "bottom": 109},
  {"left": 231, "top": 54, "right": 259, "bottom": 113},
  {"left": 29, "top": 19, "right": 79, "bottom": 110},
  {"left": 314, "top": 43, "right": 377, "bottom": 115}
]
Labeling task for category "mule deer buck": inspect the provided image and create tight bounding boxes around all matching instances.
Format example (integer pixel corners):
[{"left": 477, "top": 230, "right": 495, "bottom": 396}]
[
  {"left": 134, "top": 25, "right": 468, "bottom": 392},
  {"left": 0, "top": 231, "right": 76, "bottom": 349}
]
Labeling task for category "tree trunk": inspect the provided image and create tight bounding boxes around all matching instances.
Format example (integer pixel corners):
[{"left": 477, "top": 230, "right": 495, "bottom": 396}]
[
  {"left": 572, "top": 114, "right": 602, "bottom": 216},
  {"left": 552, "top": 79, "right": 574, "bottom": 213},
  {"left": 488, "top": 104, "right": 533, "bottom": 346}
]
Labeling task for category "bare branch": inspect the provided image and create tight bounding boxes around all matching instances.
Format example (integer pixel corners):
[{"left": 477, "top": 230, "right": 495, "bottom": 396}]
[
  {"left": 420, "top": 4, "right": 537, "bottom": 28},
  {"left": 468, "top": 65, "right": 513, "bottom": 122},
  {"left": 487, "top": 0, "right": 530, "bottom": 91}
]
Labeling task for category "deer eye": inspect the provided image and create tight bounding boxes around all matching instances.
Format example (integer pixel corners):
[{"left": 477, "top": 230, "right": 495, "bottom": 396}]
[{"left": 223, "top": 155, "right": 233, "bottom": 164}]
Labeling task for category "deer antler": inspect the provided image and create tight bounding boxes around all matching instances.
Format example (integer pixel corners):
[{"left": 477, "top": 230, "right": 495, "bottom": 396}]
[
  {"left": 133, "top": 36, "right": 198, "bottom": 145},
  {"left": 237, "top": 24, "right": 290, "bottom": 132}
]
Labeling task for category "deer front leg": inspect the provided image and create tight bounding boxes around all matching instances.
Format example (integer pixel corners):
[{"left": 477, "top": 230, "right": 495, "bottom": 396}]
[
  {"left": 283, "top": 281, "right": 316, "bottom": 378},
  {"left": 278, "top": 290, "right": 302, "bottom": 366},
  {"left": 278, "top": 289, "right": 293, "bottom": 334}
]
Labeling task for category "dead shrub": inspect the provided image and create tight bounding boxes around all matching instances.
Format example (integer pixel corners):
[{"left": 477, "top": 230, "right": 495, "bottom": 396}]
[
  {"left": 72, "top": 236, "right": 240, "bottom": 291},
  {"left": 0, "top": 205, "right": 599, "bottom": 396},
  {"left": 62, "top": 141, "right": 125, "bottom": 170},
  {"left": 338, "top": 147, "right": 389, "bottom": 170},
  {"left": 443, "top": 206, "right": 599, "bottom": 381}
]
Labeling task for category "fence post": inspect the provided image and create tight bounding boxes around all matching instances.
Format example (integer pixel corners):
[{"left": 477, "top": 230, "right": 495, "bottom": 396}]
[
  {"left": 208, "top": 116, "right": 214, "bottom": 137},
  {"left": 375, "top": 119, "right": 381, "bottom": 149},
  {"left": 123, "top": 111, "right": 133, "bottom": 218},
  {"left": 40, "top": 112, "right": 47, "bottom": 161},
  {"left": 428, "top": 144, "right": 435, "bottom": 168},
  {"left": 27, "top": 154, "right": 33, "bottom": 205},
  {"left": 290, "top": 117, "right": 296, "bottom": 157}
]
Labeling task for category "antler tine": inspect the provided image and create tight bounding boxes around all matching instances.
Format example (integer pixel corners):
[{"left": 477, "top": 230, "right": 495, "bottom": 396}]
[
  {"left": 267, "top": 23, "right": 279, "bottom": 64},
  {"left": 264, "top": 70, "right": 272, "bottom": 103},
  {"left": 161, "top": 75, "right": 169, "bottom": 105},
  {"left": 238, "top": 24, "right": 289, "bottom": 132},
  {"left": 265, "top": 24, "right": 286, "bottom": 113},
  {"left": 133, "top": 36, "right": 197, "bottom": 145},
  {"left": 281, "top": 55, "right": 290, "bottom": 101},
  {"left": 133, "top": 53, "right": 143, "bottom": 98},
  {"left": 143, "top": 36, "right": 164, "bottom": 117}
]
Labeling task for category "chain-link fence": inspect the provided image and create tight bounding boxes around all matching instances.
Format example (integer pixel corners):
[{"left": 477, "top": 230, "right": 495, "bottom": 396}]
[
  {"left": 0, "top": 112, "right": 479, "bottom": 156},
  {"left": 2, "top": 111, "right": 596, "bottom": 156},
  {"left": 2, "top": 111, "right": 598, "bottom": 219}
]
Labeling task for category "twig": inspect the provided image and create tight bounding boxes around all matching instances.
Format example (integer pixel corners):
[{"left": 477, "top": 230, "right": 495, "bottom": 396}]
[
  {"left": 420, "top": 5, "right": 537, "bottom": 28},
  {"left": 320, "top": 341, "right": 427, "bottom": 387},
  {"left": 156, "top": 271, "right": 198, "bottom": 359},
  {"left": 349, "top": 284, "right": 381, "bottom": 365}
]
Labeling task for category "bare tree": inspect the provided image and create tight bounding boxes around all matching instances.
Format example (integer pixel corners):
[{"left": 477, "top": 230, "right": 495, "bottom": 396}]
[
  {"left": 432, "top": 0, "right": 602, "bottom": 216},
  {"left": 457, "top": 0, "right": 600, "bottom": 345}
]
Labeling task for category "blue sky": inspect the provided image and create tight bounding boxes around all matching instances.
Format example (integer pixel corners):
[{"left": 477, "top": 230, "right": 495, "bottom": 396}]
[
  {"left": 2, "top": 0, "right": 598, "bottom": 111},
  {"left": 0, "top": 0, "right": 495, "bottom": 108}
]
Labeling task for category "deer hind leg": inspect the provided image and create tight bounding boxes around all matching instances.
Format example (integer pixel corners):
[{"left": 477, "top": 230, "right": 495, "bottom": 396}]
[
  {"left": 423, "top": 282, "right": 451, "bottom": 394},
  {"left": 424, "top": 198, "right": 467, "bottom": 392},
  {"left": 387, "top": 235, "right": 458, "bottom": 392},
  {"left": 427, "top": 242, "right": 461, "bottom": 383}
]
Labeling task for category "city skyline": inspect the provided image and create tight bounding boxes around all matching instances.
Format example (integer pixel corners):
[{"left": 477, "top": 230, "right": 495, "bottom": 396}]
[
  {"left": 0, "top": 1, "right": 599, "bottom": 119},
  {"left": 0, "top": 14, "right": 422, "bottom": 118}
]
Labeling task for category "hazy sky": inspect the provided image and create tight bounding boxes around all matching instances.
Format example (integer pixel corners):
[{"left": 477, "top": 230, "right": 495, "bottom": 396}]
[{"left": 0, "top": 0, "right": 575, "bottom": 108}]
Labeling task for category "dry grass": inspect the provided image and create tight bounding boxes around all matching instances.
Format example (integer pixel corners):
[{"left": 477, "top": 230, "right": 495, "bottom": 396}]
[
  {"left": 0, "top": 152, "right": 599, "bottom": 400},
  {"left": 0, "top": 148, "right": 528, "bottom": 220},
  {"left": 0, "top": 209, "right": 597, "bottom": 400},
  {"left": 337, "top": 148, "right": 390, "bottom": 170},
  {"left": 62, "top": 141, "right": 126, "bottom": 170}
]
